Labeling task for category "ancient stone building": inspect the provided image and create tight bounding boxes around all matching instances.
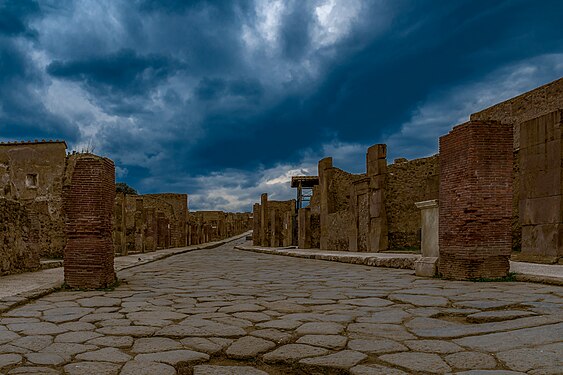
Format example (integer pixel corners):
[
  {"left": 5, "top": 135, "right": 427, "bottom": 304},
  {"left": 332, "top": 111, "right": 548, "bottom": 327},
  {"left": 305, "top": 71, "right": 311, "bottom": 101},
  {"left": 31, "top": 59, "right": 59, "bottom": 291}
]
[
  {"left": 310, "top": 144, "right": 389, "bottom": 252},
  {"left": 189, "top": 211, "right": 252, "bottom": 245},
  {"left": 471, "top": 77, "right": 563, "bottom": 254},
  {"left": 113, "top": 193, "right": 188, "bottom": 254},
  {"left": 518, "top": 110, "right": 563, "bottom": 262},
  {"left": 253, "top": 194, "right": 296, "bottom": 247},
  {"left": 0, "top": 140, "right": 67, "bottom": 258}
]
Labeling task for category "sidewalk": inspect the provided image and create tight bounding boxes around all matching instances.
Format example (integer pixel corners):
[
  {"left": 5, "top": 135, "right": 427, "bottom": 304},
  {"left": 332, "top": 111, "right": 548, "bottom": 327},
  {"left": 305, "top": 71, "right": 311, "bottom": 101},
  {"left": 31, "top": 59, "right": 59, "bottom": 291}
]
[
  {"left": 235, "top": 243, "right": 563, "bottom": 286},
  {"left": 0, "top": 231, "right": 250, "bottom": 313}
]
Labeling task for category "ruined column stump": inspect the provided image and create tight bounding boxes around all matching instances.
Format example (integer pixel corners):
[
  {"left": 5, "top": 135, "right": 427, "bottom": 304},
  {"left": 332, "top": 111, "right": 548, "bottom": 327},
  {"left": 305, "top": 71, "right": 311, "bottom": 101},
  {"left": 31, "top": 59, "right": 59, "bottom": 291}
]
[
  {"left": 439, "top": 121, "right": 513, "bottom": 280},
  {"left": 63, "top": 155, "right": 116, "bottom": 289}
]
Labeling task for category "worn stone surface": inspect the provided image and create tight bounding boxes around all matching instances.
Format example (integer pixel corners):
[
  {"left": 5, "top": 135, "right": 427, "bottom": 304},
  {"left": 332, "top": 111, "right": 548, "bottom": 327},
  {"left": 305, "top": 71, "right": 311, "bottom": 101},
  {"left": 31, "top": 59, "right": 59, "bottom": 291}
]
[
  {"left": 0, "top": 240, "right": 560, "bottom": 374},
  {"left": 300, "top": 350, "right": 367, "bottom": 369},
  {"left": 296, "top": 334, "right": 347, "bottom": 349},
  {"left": 225, "top": 336, "right": 275, "bottom": 358},
  {"left": 379, "top": 352, "right": 452, "bottom": 373},
  {"left": 445, "top": 351, "right": 497, "bottom": 369},
  {"left": 350, "top": 363, "right": 408, "bottom": 375},
  {"left": 263, "top": 344, "right": 329, "bottom": 363},
  {"left": 63, "top": 361, "right": 120, "bottom": 375},
  {"left": 120, "top": 361, "right": 176, "bottom": 375},
  {"left": 193, "top": 365, "right": 269, "bottom": 375}
]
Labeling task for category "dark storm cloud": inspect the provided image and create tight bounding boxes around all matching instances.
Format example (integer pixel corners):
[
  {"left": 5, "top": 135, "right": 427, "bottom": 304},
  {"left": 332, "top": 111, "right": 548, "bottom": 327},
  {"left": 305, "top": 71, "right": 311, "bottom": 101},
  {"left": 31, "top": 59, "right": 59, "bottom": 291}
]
[
  {"left": 1, "top": 0, "right": 562, "bottom": 210},
  {"left": 196, "top": 77, "right": 264, "bottom": 102},
  {"left": 46, "top": 49, "right": 182, "bottom": 96},
  {"left": 0, "top": 0, "right": 40, "bottom": 37},
  {"left": 0, "top": 36, "right": 78, "bottom": 141}
]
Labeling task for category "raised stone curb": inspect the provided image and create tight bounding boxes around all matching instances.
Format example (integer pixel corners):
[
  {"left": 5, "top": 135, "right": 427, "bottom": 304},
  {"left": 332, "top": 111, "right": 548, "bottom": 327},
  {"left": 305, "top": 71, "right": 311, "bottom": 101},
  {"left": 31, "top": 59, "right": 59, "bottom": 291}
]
[
  {"left": 234, "top": 245, "right": 420, "bottom": 270},
  {"left": 235, "top": 244, "right": 563, "bottom": 285}
]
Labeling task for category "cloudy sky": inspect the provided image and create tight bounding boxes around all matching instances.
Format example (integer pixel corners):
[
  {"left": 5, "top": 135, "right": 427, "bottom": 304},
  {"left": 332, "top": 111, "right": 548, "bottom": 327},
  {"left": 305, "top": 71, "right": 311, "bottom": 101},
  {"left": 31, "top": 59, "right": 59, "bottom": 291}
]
[{"left": 1, "top": 0, "right": 562, "bottom": 211}]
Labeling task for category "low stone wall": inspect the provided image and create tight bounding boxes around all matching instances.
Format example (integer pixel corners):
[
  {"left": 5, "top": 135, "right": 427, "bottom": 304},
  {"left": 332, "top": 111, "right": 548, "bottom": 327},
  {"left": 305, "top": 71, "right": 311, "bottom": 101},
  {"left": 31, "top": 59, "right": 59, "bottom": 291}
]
[{"left": 0, "top": 198, "right": 39, "bottom": 275}]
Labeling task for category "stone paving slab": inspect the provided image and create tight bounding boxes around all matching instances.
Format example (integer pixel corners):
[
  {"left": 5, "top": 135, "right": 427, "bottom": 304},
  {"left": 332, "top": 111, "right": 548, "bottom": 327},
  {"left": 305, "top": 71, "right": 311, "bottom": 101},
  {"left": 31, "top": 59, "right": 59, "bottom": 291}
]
[
  {"left": 0, "top": 239, "right": 561, "bottom": 374},
  {"left": 236, "top": 243, "right": 563, "bottom": 285},
  {"left": 0, "top": 232, "right": 251, "bottom": 313}
]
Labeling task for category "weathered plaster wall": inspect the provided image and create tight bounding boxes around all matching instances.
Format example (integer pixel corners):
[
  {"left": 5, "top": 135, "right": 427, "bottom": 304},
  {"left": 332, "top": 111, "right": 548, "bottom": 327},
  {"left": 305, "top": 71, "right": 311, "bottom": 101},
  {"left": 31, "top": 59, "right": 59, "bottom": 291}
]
[
  {"left": 0, "top": 198, "right": 39, "bottom": 275},
  {"left": 0, "top": 141, "right": 67, "bottom": 258}
]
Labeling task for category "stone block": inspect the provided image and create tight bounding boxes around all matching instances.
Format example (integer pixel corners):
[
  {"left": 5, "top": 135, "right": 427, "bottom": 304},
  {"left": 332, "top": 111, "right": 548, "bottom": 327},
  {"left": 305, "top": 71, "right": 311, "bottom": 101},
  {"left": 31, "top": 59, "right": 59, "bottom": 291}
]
[
  {"left": 520, "top": 196, "right": 562, "bottom": 225},
  {"left": 521, "top": 223, "right": 562, "bottom": 258},
  {"left": 415, "top": 257, "right": 438, "bottom": 277}
]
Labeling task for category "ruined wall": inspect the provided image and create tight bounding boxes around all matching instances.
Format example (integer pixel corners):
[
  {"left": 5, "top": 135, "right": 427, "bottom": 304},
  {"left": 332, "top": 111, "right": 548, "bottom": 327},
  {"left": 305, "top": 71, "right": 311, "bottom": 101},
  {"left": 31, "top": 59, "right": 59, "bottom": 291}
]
[
  {"left": 349, "top": 144, "right": 388, "bottom": 252},
  {"left": 471, "top": 77, "right": 563, "bottom": 150},
  {"left": 386, "top": 155, "right": 439, "bottom": 250},
  {"left": 143, "top": 194, "right": 187, "bottom": 248},
  {"left": 188, "top": 211, "right": 251, "bottom": 246},
  {"left": 0, "top": 141, "right": 67, "bottom": 258},
  {"left": 63, "top": 154, "right": 116, "bottom": 289},
  {"left": 113, "top": 193, "right": 188, "bottom": 253},
  {"left": 470, "top": 77, "right": 563, "bottom": 251},
  {"left": 318, "top": 157, "right": 362, "bottom": 251},
  {"left": 144, "top": 194, "right": 187, "bottom": 248},
  {"left": 519, "top": 110, "right": 563, "bottom": 261},
  {"left": 0, "top": 198, "right": 40, "bottom": 275},
  {"left": 439, "top": 121, "right": 513, "bottom": 280},
  {"left": 253, "top": 194, "right": 295, "bottom": 247}
]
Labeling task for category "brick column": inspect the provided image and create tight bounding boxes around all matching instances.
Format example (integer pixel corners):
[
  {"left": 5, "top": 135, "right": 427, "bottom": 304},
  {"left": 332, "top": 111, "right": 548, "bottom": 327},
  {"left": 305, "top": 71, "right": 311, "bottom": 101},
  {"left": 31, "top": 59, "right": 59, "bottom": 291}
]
[
  {"left": 64, "top": 155, "right": 116, "bottom": 289},
  {"left": 439, "top": 121, "right": 513, "bottom": 280}
]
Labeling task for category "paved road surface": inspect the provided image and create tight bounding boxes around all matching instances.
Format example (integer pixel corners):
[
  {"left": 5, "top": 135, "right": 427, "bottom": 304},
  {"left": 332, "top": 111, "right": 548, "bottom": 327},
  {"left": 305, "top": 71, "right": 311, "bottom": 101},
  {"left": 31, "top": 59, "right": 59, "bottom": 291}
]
[{"left": 0, "top": 239, "right": 561, "bottom": 374}]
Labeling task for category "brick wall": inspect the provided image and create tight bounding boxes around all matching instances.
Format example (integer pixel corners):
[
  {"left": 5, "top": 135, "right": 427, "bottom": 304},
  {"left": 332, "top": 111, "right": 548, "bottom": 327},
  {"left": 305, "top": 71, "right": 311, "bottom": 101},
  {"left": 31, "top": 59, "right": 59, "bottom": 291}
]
[
  {"left": 63, "top": 154, "right": 116, "bottom": 289},
  {"left": 439, "top": 121, "right": 513, "bottom": 280}
]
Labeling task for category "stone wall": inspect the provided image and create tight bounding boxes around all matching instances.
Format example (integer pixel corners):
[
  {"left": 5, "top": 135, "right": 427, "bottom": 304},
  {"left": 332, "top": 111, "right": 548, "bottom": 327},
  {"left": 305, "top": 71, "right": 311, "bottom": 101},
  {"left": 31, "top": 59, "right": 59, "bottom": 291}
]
[
  {"left": 0, "top": 198, "right": 39, "bottom": 275},
  {"left": 386, "top": 155, "right": 439, "bottom": 249},
  {"left": 253, "top": 194, "right": 295, "bottom": 247},
  {"left": 113, "top": 193, "right": 188, "bottom": 254},
  {"left": 519, "top": 110, "right": 562, "bottom": 261},
  {"left": 0, "top": 141, "right": 67, "bottom": 258},
  {"left": 63, "top": 154, "right": 116, "bottom": 289},
  {"left": 439, "top": 121, "right": 513, "bottom": 280},
  {"left": 470, "top": 77, "right": 563, "bottom": 252},
  {"left": 189, "top": 211, "right": 252, "bottom": 245},
  {"left": 319, "top": 157, "right": 361, "bottom": 251}
]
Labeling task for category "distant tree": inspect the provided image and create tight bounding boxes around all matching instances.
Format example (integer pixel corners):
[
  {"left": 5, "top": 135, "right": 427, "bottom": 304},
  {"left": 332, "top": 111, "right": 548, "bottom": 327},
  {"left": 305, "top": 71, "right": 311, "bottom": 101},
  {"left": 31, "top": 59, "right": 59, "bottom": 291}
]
[{"left": 116, "top": 182, "right": 138, "bottom": 195}]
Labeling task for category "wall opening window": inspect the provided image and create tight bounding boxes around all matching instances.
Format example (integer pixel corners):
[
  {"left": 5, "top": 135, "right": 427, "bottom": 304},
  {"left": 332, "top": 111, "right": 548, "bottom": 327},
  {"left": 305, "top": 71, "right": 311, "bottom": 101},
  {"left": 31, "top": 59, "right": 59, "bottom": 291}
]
[{"left": 26, "top": 174, "right": 38, "bottom": 188}]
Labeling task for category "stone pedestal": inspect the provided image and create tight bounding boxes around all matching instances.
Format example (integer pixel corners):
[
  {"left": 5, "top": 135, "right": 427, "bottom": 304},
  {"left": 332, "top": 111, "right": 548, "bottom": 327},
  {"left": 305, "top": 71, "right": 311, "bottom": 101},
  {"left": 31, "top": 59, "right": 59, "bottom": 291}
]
[{"left": 414, "top": 199, "right": 439, "bottom": 277}]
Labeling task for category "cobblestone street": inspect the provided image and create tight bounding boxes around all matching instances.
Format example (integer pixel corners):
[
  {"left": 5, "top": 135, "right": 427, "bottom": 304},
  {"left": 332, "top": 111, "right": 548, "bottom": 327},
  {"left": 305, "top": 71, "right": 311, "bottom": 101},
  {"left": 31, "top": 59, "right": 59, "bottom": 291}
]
[{"left": 0, "top": 239, "right": 562, "bottom": 374}]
